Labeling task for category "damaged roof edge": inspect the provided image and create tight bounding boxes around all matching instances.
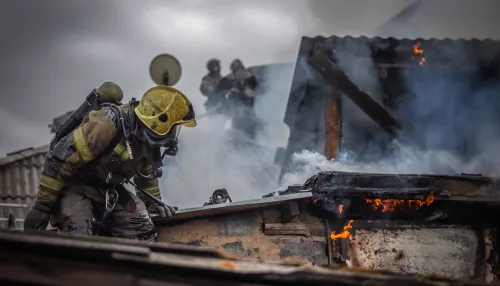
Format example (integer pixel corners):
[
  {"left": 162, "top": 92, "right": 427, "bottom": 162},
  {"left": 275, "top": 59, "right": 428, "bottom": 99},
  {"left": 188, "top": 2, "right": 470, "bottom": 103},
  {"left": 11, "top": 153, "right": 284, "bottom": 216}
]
[
  {"left": 153, "top": 192, "right": 312, "bottom": 224},
  {"left": 0, "top": 144, "right": 49, "bottom": 167},
  {"left": 301, "top": 35, "right": 500, "bottom": 42}
]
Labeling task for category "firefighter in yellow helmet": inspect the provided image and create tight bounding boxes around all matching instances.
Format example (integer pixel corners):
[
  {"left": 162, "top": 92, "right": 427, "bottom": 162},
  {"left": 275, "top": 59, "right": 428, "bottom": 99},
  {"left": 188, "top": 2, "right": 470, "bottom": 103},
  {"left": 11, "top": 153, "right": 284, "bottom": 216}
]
[{"left": 24, "top": 85, "right": 196, "bottom": 241}]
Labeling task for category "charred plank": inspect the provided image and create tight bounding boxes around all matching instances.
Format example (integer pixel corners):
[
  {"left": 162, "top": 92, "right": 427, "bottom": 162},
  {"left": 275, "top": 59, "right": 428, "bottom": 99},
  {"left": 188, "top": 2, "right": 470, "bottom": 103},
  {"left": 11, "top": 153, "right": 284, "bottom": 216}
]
[{"left": 308, "top": 54, "right": 401, "bottom": 137}]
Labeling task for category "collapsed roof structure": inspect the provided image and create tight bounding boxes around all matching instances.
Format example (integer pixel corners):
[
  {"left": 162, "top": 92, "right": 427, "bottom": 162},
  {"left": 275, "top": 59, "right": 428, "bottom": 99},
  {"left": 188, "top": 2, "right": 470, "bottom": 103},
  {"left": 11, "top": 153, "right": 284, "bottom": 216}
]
[{"left": 279, "top": 36, "right": 500, "bottom": 177}]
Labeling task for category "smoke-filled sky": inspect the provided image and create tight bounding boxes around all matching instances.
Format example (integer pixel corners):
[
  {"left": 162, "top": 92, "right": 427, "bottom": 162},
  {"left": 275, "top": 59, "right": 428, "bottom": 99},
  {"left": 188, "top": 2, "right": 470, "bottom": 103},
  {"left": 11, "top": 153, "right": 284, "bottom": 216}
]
[{"left": 1, "top": 0, "right": 500, "bottom": 156}]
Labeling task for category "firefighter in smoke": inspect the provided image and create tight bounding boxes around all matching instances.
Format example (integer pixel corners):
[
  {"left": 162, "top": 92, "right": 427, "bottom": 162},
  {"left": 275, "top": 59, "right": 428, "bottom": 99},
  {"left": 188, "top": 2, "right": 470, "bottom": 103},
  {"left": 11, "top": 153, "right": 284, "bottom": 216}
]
[
  {"left": 24, "top": 83, "right": 196, "bottom": 241},
  {"left": 224, "top": 59, "right": 259, "bottom": 139},
  {"left": 200, "top": 58, "right": 224, "bottom": 110}
]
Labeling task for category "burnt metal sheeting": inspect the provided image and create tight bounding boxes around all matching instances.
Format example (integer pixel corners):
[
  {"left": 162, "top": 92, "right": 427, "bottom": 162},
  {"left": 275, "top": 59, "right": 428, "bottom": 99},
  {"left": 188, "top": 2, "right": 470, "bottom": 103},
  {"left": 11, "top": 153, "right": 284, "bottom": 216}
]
[
  {"left": 154, "top": 192, "right": 312, "bottom": 224},
  {"left": 0, "top": 230, "right": 494, "bottom": 286},
  {"left": 0, "top": 145, "right": 48, "bottom": 229}
]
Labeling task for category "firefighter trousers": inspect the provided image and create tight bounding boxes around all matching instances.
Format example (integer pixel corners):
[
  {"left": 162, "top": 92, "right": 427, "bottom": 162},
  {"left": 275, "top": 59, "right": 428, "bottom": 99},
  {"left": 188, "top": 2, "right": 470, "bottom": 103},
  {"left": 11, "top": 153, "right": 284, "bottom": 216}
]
[{"left": 50, "top": 182, "right": 157, "bottom": 241}]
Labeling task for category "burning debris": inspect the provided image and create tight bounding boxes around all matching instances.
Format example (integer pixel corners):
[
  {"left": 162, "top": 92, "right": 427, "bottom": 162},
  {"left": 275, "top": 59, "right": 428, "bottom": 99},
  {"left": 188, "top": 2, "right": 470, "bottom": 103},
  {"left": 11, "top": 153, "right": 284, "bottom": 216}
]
[
  {"left": 412, "top": 41, "right": 426, "bottom": 66},
  {"left": 313, "top": 196, "right": 350, "bottom": 218},
  {"left": 330, "top": 219, "right": 354, "bottom": 240},
  {"left": 365, "top": 192, "right": 435, "bottom": 213}
]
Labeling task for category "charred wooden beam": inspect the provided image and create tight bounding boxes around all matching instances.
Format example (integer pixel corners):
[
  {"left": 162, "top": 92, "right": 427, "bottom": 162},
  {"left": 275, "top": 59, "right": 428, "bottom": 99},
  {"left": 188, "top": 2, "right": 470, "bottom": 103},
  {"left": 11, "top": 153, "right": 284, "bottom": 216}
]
[
  {"left": 324, "top": 219, "right": 335, "bottom": 268},
  {"left": 300, "top": 171, "right": 500, "bottom": 229},
  {"left": 315, "top": 187, "right": 438, "bottom": 199},
  {"left": 308, "top": 54, "right": 402, "bottom": 137},
  {"left": 329, "top": 218, "right": 350, "bottom": 268},
  {"left": 324, "top": 85, "right": 342, "bottom": 159},
  {"left": 304, "top": 171, "right": 497, "bottom": 199}
]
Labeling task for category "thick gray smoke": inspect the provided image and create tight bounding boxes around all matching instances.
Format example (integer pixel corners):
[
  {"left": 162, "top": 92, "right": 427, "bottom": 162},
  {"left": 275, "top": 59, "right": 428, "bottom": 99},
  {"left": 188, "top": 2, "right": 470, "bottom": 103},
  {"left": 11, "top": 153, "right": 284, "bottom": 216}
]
[
  {"left": 160, "top": 64, "right": 294, "bottom": 208},
  {"left": 161, "top": 40, "right": 500, "bottom": 208},
  {"left": 157, "top": 0, "right": 500, "bottom": 207},
  {"left": 281, "top": 38, "right": 500, "bottom": 188}
]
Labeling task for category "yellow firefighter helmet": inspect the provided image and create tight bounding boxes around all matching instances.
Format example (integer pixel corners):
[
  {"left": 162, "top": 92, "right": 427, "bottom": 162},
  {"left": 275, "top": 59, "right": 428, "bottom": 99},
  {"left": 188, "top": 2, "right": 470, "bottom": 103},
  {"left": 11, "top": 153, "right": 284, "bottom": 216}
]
[{"left": 134, "top": 85, "right": 196, "bottom": 136}]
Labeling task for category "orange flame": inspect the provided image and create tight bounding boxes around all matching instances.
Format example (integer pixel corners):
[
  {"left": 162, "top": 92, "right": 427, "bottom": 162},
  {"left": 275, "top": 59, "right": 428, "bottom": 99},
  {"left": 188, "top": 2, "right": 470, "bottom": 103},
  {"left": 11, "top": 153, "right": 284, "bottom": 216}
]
[
  {"left": 330, "top": 220, "right": 354, "bottom": 240},
  {"left": 338, "top": 204, "right": 343, "bottom": 214},
  {"left": 419, "top": 57, "right": 426, "bottom": 66},
  {"left": 413, "top": 41, "right": 426, "bottom": 66},
  {"left": 413, "top": 41, "right": 424, "bottom": 55},
  {"left": 365, "top": 192, "right": 434, "bottom": 213}
]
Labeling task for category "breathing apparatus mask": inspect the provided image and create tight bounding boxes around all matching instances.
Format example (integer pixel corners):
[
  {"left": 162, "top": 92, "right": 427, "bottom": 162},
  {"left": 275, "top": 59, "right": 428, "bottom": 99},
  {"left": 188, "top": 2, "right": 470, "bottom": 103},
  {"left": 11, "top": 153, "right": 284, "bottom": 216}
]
[
  {"left": 142, "top": 123, "right": 182, "bottom": 158},
  {"left": 133, "top": 122, "right": 182, "bottom": 179}
]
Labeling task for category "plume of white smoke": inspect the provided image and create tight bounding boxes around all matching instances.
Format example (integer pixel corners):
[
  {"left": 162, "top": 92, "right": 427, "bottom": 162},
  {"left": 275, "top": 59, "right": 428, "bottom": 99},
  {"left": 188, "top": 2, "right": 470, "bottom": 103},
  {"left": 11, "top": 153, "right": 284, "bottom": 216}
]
[
  {"left": 160, "top": 63, "right": 294, "bottom": 208},
  {"left": 280, "top": 146, "right": 464, "bottom": 188}
]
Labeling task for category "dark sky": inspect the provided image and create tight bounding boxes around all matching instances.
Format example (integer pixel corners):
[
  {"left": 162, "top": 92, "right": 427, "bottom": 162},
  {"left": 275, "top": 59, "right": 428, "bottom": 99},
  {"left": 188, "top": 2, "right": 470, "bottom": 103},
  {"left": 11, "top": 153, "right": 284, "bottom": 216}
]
[{"left": 1, "top": 0, "right": 500, "bottom": 156}]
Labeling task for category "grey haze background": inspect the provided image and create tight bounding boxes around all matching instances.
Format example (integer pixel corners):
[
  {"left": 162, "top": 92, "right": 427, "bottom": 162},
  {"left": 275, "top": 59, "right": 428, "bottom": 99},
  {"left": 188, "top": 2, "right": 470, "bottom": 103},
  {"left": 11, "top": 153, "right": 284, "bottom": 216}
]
[
  {"left": 1, "top": 0, "right": 500, "bottom": 207},
  {"left": 1, "top": 0, "right": 500, "bottom": 156}
]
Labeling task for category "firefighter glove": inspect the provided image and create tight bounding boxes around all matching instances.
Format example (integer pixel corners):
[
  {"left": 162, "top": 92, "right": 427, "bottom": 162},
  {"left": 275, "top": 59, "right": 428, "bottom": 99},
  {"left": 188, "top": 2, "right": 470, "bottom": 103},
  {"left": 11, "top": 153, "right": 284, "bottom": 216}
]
[
  {"left": 24, "top": 208, "right": 51, "bottom": 231},
  {"left": 147, "top": 202, "right": 178, "bottom": 219}
]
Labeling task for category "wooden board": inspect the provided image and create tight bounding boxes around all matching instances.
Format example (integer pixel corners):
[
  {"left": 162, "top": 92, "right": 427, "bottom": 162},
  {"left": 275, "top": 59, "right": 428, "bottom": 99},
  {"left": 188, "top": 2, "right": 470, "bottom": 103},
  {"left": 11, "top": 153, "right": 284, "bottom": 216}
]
[{"left": 264, "top": 223, "right": 309, "bottom": 236}]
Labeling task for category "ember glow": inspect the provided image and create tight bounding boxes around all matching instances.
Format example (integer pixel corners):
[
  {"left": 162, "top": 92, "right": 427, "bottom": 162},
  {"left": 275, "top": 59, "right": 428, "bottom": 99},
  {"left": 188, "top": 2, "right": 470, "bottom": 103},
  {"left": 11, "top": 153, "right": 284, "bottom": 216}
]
[
  {"left": 338, "top": 204, "right": 343, "bottom": 214},
  {"left": 365, "top": 192, "right": 435, "bottom": 212},
  {"left": 330, "top": 220, "right": 354, "bottom": 240},
  {"left": 413, "top": 41, "right": 424, "bottom": 55},
  {"left": 412, "top": 41, "right": 426, "bottom": 66}
]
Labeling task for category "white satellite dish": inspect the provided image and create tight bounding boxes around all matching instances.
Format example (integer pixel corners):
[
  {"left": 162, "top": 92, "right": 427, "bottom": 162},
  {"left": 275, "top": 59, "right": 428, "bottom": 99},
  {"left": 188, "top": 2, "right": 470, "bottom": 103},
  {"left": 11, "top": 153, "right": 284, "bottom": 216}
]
[{"left": 149, "top": 54, "right": 182, "bottom": 86}]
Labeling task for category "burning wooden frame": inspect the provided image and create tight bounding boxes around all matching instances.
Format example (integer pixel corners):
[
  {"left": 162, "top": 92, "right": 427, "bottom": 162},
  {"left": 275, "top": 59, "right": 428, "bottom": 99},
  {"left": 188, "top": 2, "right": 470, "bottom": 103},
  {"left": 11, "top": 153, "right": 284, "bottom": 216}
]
[{"left": 301, "top": 170, "right": 500, "bottom": 275}]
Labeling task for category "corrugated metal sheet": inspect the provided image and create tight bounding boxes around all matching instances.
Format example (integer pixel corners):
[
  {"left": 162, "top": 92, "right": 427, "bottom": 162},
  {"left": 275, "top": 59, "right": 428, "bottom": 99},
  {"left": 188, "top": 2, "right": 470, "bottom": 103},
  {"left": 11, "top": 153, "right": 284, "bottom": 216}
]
[
  {"left": 0, "top": 145, "right": 49, "bottom": 228},
  {"left": 300, "top": 35, "right": 500, "bottom": 67}
]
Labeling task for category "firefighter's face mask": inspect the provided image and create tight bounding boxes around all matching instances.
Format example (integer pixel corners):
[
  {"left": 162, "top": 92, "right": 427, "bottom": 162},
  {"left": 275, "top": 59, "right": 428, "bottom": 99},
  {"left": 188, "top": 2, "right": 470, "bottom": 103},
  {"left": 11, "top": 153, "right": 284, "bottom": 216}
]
[{"left": 142, "top": 124, "right": 182, "bottom": 157}]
